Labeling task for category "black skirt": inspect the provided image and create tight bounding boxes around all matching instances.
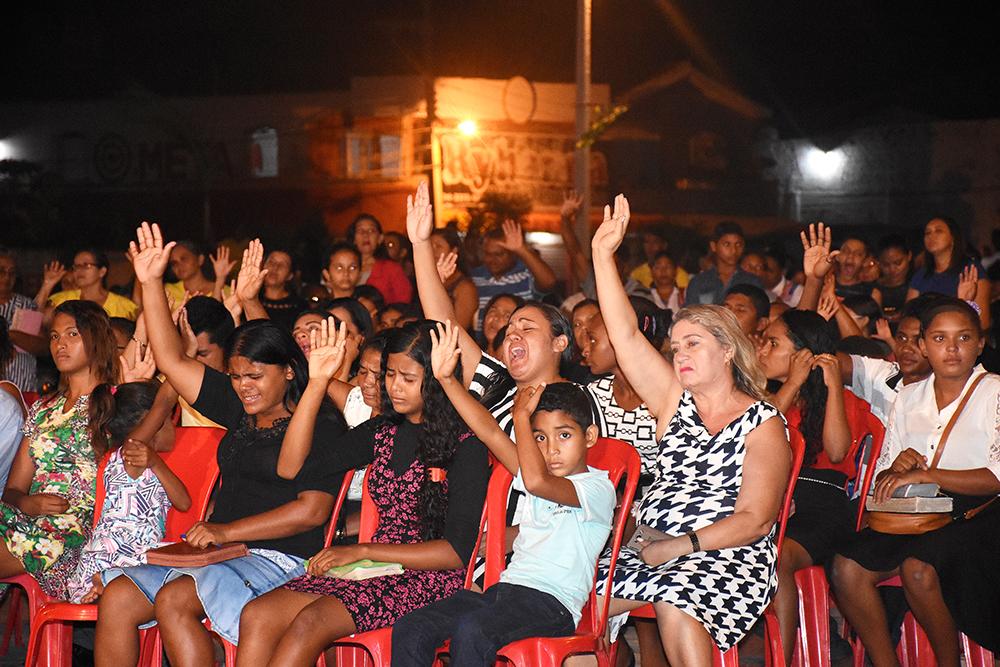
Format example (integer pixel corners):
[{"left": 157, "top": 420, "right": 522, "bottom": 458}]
[
  {"left": 838, "top": 496, "right": 1000, "bottom": 651},
  {"left": 785, "top": 468, "right": 854, "bottom": 564}
]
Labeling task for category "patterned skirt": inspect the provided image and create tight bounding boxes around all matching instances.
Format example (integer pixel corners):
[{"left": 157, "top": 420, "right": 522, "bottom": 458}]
[{"left": 283, "top": 567, "right": 465, "bottom": 633}]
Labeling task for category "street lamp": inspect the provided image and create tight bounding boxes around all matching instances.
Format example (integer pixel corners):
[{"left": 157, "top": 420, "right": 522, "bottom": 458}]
[{"left": 457, "top": 119, "right": 478, "bottom": 137}]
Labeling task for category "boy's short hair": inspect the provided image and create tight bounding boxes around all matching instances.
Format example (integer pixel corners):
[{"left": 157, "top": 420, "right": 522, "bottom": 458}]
[
  {"left": 532, "top": 382, "right": 594, "bottom": 430},
  {"left": 725, "top": 284, "right": 770, "bottom": 320},
  {"left": 713, "top": 221, "right": 745, "bottom": 241},
  {"left": 185, "top": 296, "right": 236, "bottom": 346}
]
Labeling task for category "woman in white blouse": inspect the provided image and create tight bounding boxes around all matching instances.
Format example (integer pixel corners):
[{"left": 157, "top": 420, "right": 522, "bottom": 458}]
[{"left": 832, "top": 298, "right": 1000, "bottom": 665}]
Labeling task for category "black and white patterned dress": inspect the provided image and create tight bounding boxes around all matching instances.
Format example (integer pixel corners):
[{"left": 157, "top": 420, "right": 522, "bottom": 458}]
[{"left": 598, "top": 390, "right": 783, "bottom": 650}]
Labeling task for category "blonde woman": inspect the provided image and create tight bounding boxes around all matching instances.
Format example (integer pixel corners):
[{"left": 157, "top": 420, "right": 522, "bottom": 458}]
[{"left": 591, "top": 195, "right": 791, "bottom": 666}]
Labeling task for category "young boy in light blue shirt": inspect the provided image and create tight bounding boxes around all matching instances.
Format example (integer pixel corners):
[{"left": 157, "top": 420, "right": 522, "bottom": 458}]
[{"left": 391, "top": 322, "right": 616, "bottom": 667}]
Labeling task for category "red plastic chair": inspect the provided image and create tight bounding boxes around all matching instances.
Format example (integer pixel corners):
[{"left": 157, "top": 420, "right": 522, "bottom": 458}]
[
  {"left": 0, "top": 451, "right": 113, "bottom": 667},
  {"left": 489, "top": 438, "right": 640, "bottom": 667},
  {"left": 141, "top": 466, "right": 358, "bottom": 667},
  {"left": 793, "top": 402, "right": 885, "bottom": 667},
  {"left": 324, "top": 463, "right": 511, "bottom": 667},
  {"left": 24, "top": 427, "right": 225, "bottom": 667},
  {"left": 610, "top": 426, "right": 807, "bottom": 667}
]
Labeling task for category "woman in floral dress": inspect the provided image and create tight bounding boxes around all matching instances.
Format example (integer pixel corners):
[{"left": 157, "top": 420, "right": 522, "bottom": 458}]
[{"left": 0, "top": 300, "right": 118, "bottom": 599}]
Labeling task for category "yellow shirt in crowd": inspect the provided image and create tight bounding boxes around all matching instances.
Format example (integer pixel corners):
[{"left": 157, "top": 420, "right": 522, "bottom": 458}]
[{"left": 48, "top": 290, "right": 139, "bottom": 321}]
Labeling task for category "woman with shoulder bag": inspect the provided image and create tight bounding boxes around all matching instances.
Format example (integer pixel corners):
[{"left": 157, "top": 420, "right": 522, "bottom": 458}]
[{"left": 831, "top": 298, "right": 1000, "bottom": 666}]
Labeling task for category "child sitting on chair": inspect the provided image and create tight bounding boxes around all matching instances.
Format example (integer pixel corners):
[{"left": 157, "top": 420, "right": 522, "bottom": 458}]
[
  {"left": 68, "top": 380, "right": 191, "bottom": 603},
  {"left": 391, "top": 321, "right": 616, "bottom": 666}
]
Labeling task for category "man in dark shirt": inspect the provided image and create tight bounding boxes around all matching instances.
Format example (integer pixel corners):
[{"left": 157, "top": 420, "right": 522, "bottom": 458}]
[{"left": 685, "top": 221, "right": 763, "bottom": 305}]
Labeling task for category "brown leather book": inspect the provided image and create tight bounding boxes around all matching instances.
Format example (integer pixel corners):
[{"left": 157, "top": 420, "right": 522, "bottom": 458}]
[{"left": 145, "top": 542, "right": 249, "bottom": 567}]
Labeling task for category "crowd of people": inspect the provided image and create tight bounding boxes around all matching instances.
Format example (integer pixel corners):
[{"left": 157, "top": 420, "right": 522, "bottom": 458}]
[{"left": 0, "top": 182, "right": 998, "bottom": 667}]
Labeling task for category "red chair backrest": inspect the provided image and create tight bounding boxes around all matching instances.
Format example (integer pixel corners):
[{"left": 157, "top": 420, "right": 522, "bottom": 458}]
[
  {"left": 91, "top": 453, "right": 112, "bottom": 529},
  {"left": 323, "top": 469, "right": 357, "bottom": 547},
  {"left": 481, "top": 437, "right": 641, "bottom": 635},
  {"left": 854, "top": 409, "right": 886, "bottom": 531},
  {"left": 358, "top": 467, "right": 379, "bottom": 542},
  {"left": 480, "top": 464, "right": 516, "bottom": 588},
  {"left": 159, "top": 426, "right": 224, "bottom": 541},
  {"left": 776, "top": 427, "right": 807, "bottom": 562}
]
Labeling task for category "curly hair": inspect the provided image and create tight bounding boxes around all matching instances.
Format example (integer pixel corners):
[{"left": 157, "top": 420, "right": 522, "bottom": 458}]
[
  {"left": 379, "top": 321, "right": 466, "bottom": 541},
  {"left": 780, "top": 310, "right": 837, "bottom": 466}
]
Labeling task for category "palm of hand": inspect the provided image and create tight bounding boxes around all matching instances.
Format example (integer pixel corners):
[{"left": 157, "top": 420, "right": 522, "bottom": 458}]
[
  {"left": 803, "top": 245, "right": 830, "bottom": 278},
  {"left": 134, "top": 248, "right": 170, "bottom": 283},
  {"left": 431, "top": 344, "right": 458, "bottom": 379},
  {"left": 309, "top": 345, "right": 343, "bottom": 380},
  {"left": 406, "top": 184, "right": 433, "bottom": 243}
]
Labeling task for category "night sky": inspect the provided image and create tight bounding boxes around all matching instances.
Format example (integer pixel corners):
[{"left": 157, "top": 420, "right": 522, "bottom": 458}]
[{"left": 3, "top": 1, "right": 998, "bottom": 137}]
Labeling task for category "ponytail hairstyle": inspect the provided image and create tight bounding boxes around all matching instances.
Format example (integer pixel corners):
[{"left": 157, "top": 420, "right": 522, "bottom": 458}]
[
  {"left": 480, "top": 301, "right": 573, "bottom": 409},
  {"left": 379, "top": 321, "right": 465, "bottom": 541},
  {"left": 104, "top": 380, "right": 160, "bottom": 449},
  {"left": 630, "top": 296, "right": 669, "bottom": 350},
  {"left": 52, "top": 300, "right": 119, "bottom": 456},
  {"left": 780, "top": 310, "right": 837, "bottom": 466}
]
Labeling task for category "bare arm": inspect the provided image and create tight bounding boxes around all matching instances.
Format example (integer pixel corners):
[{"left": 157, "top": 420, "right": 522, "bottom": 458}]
[
  {"left": 307, "top": 539, "right": 464, "bottom": 575},
  {"left": 814, "top": 355, "right": 852, "bottom": 463},
  {"left": 184, "top": 490, "right": 334, "bottom": 547},
  {"left": 407, "top": 182, "right": 483, "bottom": 387},
  {"left": 592, "top": 195, "right": 681, "bottom": 424},
  {"left": 500, "top": 219, "right": 557, "bottom": 292},
  {"left": 512, "top": 384, "right": 582, "bottom": 507},
  {"left": 637, "top": 415, "right": 790, "bottom": 565},
  {"left": 1, "top": 436, "right": 70, "bottom": 516},
  {"left": 7, "top": 331, "right": 47, "bottom": 357},
  {"left": 558, "top": 191, "right": 590, "bottom": 288},
  {"left": 130, "top": 222, "right": 206, "bottom": 405},
  {"left": 452, "top": 279, "right": 479, "bottom": 331},
  {"left": 277, "top": 319, "right": 347, "bottom": 479}
]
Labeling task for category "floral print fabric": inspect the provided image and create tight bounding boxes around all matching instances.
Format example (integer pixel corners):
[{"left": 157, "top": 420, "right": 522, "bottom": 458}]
[{"left": 0, "top": 395, "right": 98, "bottom": 598}]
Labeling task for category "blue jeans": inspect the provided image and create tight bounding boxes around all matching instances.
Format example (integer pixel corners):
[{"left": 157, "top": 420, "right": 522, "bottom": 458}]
[{"left": 391, "top": 582, "right": 576, "bottom": 667}]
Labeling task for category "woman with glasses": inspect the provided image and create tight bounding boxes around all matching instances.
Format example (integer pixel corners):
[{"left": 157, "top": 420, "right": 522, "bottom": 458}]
[{"left": 36, "top": 249, "right": 138, "bottom": 321}]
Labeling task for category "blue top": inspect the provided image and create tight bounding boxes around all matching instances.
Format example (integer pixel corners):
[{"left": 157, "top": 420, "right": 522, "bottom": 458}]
[
  {"left": 684, "top": 267, "right": 763, "bottom": 306},
  {"left": 909, "top": 259, "right": 986, "bottom": 297},
  {"left": 500, "top": 467, "right": 616, "bottom": 625},
  {"left": 0, "top": 390, "right": 25, "bottom": 491}
]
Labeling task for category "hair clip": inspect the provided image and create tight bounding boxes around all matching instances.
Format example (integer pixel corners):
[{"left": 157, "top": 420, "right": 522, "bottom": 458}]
[
  {"left": 428, "top": 467, "right": 447, "bottom": 482},
  {"left": 965, "top": 299, "right": 982, "bottom": 315}
]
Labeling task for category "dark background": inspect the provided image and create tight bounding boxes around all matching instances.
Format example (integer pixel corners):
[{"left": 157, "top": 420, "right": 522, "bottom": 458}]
[{"left": 4, "top": 1, "right": 998, "bottom": 137}]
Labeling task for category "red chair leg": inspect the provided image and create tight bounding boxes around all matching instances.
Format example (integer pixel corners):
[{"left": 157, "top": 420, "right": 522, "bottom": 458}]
[
  {"left": 795, "top": 565, "right": 832, "bottom": 667},
  {"left": 0, "top": 587, "right": 24, "bottom": 654},
  {"left": 899, "top": 613, "right": 935, "bottom": 667}
]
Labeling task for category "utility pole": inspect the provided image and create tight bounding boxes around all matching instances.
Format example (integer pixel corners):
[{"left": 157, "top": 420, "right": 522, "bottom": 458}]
[{"left": 574, "top": 0, "right": 592, "bottom": 244}]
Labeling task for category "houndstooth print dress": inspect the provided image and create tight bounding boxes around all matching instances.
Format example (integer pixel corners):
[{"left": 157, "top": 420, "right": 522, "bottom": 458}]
[{"left": 597, "top": 391, "right": 783, "bottom": 650}]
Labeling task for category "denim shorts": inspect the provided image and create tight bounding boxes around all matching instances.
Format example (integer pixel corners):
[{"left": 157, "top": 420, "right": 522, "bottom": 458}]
[{"left": 101, "top": 548, "right": 305, "bottom": 644}]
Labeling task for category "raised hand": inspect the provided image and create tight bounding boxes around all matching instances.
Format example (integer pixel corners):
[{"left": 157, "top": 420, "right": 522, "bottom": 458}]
[
  {"left": 222, "top": 279, "right": 242, "bottom": 325},
  {"left": 120, "top": 342, "right": 156, "bottom": 383},
  {"left": 436, "top": 249, "right": 458, "bottom": 283},
  {"left": 591, "top": 193, "right": 631, "bottom": 258},
  {"left": 957, "top": 264, "right": 979, "bottom": 301},
  {"left": 210, "top": 245, "right": 236, "bottom": 284},
  {"left": 235, "top": 238, "right": 268, "bottom": 303},
  {"left": 800, "top": 222, "right": 839, "bottom": 280},
  {"left": 41, "top": 261, "right": 67, "bottom": 289},
  {"left": 129, "top": 222, "right": 176, "bottom": 284},
  {"left": 406, "top": 181, "right": 434, "bottom": 243},
  {"left": 177, "top": 307, "right": 199, "bottom": 358},
  {"left": 560, "top": 189, "right": 584, "bottom": 221},
  {"left": 308, "top": 317, "right": 348, "bottom": 382},
  {"left": 497, "top": 219, "right": 524, "bottom": 252},
  {"left": 430, "top": 320, "right": 462, "bottom": 381},
  {"left": 512, "top": 383, "right": 545, "bottom": 420},
  {"left": 817, "top": 293, "right": 840, "bottom": 321}
]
